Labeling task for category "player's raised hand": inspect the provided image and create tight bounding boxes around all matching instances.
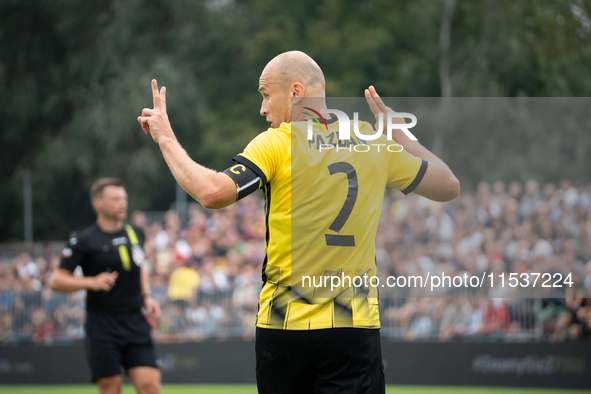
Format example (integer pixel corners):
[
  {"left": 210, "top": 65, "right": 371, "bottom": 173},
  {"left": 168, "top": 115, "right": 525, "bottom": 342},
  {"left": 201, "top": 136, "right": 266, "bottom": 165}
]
[
  {"left": 137, "top": 79, "right": 175, "bottom": 145},
  {"left": 364, "top": 85, "right": 406, "bottom": 131},
  {"left": 92, "top": 271, "right": 119, "bottom": 292}
]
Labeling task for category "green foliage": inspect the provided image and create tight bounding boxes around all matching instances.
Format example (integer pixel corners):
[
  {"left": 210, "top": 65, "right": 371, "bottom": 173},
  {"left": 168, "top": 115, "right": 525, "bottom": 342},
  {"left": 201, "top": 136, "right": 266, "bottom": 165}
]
[{"left": 1, "top": 0, "right": 591, "bottom": 240}]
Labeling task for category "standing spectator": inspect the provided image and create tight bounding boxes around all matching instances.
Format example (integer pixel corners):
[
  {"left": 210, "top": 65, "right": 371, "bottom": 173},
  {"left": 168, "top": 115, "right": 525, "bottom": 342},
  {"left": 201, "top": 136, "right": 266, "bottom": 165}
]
[
  {"left": 16, "top": 253, "right": 41, "bottom": 282},
  {"left": 131, "top": 210, "right": 149, "bottom": 231},
  {"left": 491, "top": 180, "right": 508, "bottom": 207},
  {"left": 520, "top": 180, "right": 541, "bottom": 217}
]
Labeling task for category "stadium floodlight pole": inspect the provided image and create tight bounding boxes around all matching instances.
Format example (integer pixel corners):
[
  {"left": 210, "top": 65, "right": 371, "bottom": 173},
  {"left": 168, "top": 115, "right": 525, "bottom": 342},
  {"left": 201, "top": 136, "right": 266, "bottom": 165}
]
[
  {"left": 24, "top": 169, "right": 33, "bottom": 244},
  {"left": 176, "top": 181, "right": 188, "bottom": 225}
]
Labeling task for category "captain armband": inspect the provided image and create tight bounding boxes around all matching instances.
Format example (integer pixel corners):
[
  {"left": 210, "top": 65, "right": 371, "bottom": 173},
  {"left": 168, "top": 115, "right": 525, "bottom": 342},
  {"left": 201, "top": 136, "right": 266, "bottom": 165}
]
[{"left": 222, "top": 163, "right": 263, "bottom": 201}]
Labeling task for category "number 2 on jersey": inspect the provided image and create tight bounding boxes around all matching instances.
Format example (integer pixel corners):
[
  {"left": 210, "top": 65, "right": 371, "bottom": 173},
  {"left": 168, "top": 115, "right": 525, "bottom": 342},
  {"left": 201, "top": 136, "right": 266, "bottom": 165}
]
[{"left": 325, "top": 162, "right": 358, "bottom": 247}]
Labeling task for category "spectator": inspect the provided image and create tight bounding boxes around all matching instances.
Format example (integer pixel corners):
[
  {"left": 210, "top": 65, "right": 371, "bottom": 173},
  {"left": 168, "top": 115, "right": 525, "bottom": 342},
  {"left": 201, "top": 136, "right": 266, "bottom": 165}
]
[{"left": 168, "top": 260, "right": 200, "bottom": 309}]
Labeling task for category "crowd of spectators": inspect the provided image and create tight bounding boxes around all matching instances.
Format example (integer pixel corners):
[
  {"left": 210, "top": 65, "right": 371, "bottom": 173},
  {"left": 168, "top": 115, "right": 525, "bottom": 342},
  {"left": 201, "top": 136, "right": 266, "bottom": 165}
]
[
  {"left": 0, "top": 251, "right": 85, "bottom": 345},
  {"left": 0, "top": 179, "right": 590, "bottom": 345},
  {"left": 378, "top": 179, "right": 591, "bottom": 341}
]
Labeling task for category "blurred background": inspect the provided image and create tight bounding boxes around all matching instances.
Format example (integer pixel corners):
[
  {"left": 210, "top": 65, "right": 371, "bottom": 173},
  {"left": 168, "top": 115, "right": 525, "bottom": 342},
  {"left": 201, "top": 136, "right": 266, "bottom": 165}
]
[{"left": 1, "top": 0, "right": 591, "bottom": 390}]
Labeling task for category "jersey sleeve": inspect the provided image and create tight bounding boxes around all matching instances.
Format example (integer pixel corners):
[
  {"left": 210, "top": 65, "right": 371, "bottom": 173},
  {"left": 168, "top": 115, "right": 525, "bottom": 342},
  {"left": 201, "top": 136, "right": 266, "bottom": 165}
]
[
  {"left": 233, "top": 129, "right": 285, "bottom": 185},
  {"left": 386, "top": 150, "right": 428, "bottom": 194},
  {"left": 59, "top": 236, "right": 88, "bottom": 272}
]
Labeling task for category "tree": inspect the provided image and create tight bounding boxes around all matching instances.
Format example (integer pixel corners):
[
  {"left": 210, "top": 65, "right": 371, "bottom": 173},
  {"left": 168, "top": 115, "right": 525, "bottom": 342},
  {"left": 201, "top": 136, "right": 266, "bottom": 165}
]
[{"left": 1, "top": 0, "right": 591, "bottom": 240}]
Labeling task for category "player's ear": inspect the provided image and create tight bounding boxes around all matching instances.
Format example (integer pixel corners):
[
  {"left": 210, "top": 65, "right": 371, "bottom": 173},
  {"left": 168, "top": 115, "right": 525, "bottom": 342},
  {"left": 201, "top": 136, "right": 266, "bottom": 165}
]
[
  {"left": 292, "top": 82, "right": 304, "bottom": 98},
  {"left": 91, "top": 198, "right": 101, "bottom": 212}
]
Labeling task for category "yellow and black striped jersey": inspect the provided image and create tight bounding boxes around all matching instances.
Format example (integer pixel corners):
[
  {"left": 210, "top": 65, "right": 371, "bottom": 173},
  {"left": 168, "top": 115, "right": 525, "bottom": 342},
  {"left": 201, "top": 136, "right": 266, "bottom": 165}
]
[{"left": 232, "top": 117, "right": 426, "bottom": 330}]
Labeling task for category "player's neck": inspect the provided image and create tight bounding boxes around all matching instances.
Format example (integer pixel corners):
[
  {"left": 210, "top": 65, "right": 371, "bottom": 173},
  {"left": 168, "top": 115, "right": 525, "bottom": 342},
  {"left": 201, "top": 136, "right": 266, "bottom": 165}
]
[{"left": 96, "top": 216, "right": 124, "bottom": 234}]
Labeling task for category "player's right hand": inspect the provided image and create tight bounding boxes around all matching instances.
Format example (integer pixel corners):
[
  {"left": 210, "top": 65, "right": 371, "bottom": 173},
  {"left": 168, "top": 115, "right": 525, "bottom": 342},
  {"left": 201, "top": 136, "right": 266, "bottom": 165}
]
[
  {"left": 137, "top": 79, "right": 176, "bottom": 145},
  {"left": 92, "top": 271, "right": 119, "bottom": 292}
]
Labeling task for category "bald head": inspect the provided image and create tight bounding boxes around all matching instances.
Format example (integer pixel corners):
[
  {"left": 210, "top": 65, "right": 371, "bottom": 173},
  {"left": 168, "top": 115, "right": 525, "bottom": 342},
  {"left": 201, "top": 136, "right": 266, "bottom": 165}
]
[
  {"left": 258, "top": 51, "right": 326, "bottom": 128},
  {"left": 262, "top": 51, "right": 325, "bottom": 96}
]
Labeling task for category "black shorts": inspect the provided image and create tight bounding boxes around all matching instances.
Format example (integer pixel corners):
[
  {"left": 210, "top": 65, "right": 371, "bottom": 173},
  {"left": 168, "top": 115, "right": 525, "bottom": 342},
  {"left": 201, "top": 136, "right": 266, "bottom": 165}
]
[
  {"left": 256, "top": 327, "right": 385, "bottom": 394},
  {"left": 85, "top": 311, "right": 158, "bottom": 383}
]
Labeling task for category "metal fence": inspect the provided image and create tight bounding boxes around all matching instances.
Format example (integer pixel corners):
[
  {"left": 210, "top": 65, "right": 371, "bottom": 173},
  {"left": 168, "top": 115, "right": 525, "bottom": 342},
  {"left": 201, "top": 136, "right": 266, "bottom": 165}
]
[
  {"left": 0, "top": 287, "right": 552, "bottom": 345},
  {"left": 0, "top": 289, "right": 86, "bottom": 345}
]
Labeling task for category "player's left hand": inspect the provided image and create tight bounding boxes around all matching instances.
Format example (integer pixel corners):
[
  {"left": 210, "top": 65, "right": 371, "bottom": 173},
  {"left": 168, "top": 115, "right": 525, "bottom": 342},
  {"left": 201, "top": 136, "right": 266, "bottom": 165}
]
[
  {"left": 138, "top": 79, "right": 175, "bottom": 145},
  {"left": 144, "top": 295, "right": 161, "bottom": 320},
  {"left": 364, "top": 85, "right": 406, "bottom": 131}
]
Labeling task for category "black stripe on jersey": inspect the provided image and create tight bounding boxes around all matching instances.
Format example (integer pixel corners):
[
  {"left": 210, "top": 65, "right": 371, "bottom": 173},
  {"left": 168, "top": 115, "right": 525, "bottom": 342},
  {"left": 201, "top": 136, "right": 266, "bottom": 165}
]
[
  {"left": 333, "top": 299, "right": 353, "bottom": 327},
  {"left": 232, "top": 155, "right": 268, "bottom": 185},
  {"left": 260, "top": 182, "right": 271, "bottom": 284},
  {"left": 375, "top": 255, "right": 381, "bottom": 314},
  {"left": 401, "top": 159, "right": 428, "bottom": 195},
  {"left": 269, "top": 284, "right": 288, "bottom": 327},
  {"left": 290, "top": 287, "right": 314, "bottom": 305},
  {"left": 232, "top": 155, "right": 270, "bottom": 284},
  {"left": 261, "top": 256, "right": 268, "bottom": 285},
  {"left": 266, "top": 283, "right": 278, "bottom": 325}
]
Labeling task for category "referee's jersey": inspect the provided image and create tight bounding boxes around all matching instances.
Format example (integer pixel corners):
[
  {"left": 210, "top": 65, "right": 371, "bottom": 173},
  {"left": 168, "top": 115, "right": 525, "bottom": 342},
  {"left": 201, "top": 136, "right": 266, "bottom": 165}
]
[
  {"left": 60, "top": 223, "right": 145, "bottom": 314},
  {"left": 231, "top": 118, "right": 426, "bottom": 330}
]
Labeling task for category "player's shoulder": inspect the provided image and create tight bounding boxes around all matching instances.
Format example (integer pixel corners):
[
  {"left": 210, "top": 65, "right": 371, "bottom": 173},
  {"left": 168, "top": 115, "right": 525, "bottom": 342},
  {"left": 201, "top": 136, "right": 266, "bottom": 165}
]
[
  {"left": 275, "top": 122, "right": 292, "bottom": 134},
  {"left": 242, "top": 124, "right": 290, "bottom": 158},
  {"left": 255, "top": 123, "right": 291, "bottom": 143},
  {"left": 357, "top": 120, "right": 379, "bottom": 136}
]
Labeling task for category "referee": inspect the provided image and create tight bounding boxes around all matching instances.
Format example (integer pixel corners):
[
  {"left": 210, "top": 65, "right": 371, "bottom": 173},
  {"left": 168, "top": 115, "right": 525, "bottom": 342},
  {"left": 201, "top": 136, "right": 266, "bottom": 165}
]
[
  {"left": 50, "top": 178, "right": 161, "bottom": 394},
  {"left": 138, "top": 51, "right": 459, "bottom": 393}
]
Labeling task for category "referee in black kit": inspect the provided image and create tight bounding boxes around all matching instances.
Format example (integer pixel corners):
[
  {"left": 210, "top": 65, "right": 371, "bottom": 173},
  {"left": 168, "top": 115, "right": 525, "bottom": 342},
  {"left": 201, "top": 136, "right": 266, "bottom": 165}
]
[{"left": 50, "top": 178, "right": 161, "bottom": 394}]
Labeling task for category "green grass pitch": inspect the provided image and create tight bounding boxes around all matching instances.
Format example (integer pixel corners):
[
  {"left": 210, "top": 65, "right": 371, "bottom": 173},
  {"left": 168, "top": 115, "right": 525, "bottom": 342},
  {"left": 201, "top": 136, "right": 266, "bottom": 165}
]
[{"left": 1, "top": 386, "right": 590, "bottom": 394}]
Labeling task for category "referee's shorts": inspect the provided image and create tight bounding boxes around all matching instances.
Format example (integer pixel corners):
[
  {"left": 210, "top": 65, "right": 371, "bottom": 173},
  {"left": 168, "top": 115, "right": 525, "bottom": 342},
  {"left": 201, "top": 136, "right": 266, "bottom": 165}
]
[
  {"left": 256, "top": 327, "right": 385, "bottom": 394},
  {"left": 85, "top": 311, "right": 158, "bottom": 383}
]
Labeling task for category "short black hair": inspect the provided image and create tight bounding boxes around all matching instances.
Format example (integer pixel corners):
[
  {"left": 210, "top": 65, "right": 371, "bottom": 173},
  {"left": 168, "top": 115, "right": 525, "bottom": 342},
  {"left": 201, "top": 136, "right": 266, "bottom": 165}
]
[{"left": 89, "top": 178, "right": 124, "bottom": 203}]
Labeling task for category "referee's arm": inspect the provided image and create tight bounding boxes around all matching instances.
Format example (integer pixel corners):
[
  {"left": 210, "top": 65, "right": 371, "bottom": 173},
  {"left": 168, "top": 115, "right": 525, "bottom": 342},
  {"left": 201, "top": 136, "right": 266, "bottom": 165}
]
[
  {"left": 51, "top": 240, "right": 118, "bottom": 293},
  {"left": 50, "top": 269, "right": 117, "bottom": 293},
  {"left": 140, "top": 266, "right": 161, "bottom": 319},
  {"left": 365, "top": 86, "right": 460, "bottom": 202},
  {"left": 138, "top": 79, "right": 237, "bottom": 210}
]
